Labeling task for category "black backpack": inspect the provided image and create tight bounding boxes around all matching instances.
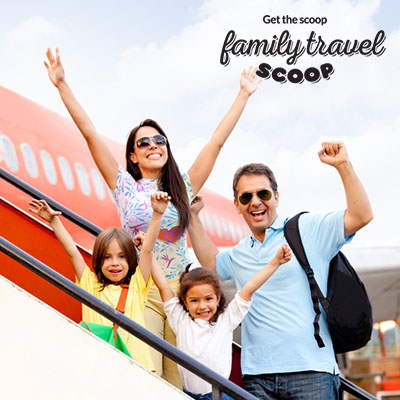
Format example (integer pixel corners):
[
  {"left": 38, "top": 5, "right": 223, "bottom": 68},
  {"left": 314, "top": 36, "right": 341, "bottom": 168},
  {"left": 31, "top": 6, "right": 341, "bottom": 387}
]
[{"left": 283, "top": 212, "right": 373, "bottom": 354}]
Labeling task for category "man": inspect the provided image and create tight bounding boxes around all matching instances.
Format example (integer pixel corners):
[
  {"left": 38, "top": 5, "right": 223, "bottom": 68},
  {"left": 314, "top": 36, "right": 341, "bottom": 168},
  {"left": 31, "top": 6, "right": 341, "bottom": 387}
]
[{"left": 188, "top": 142, "right": 373, "bottom": 400}]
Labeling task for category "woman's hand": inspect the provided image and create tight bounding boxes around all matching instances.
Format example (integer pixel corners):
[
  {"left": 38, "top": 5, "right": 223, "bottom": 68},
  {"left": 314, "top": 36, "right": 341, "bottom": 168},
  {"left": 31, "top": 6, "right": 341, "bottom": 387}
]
[
  {"left": 240, "top": 66, "right": 262, "bottom": 96},
  {"left": 44, "top": 48, "right": 65, "bottom": 88}
]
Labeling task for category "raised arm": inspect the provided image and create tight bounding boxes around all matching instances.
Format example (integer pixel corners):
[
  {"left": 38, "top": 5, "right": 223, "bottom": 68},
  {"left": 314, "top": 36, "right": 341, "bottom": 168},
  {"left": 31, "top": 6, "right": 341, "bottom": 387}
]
[
  {"left": 29, "top": 199, "right": 86, "bottom": 279},
  {"left": 188, "top": 67, "right": 262, "bottom": 195},
  {"left": 44, "top": 48, "right": 118, "bottom": 189},
  {"left": 239, "top": 245, "right": 291, "bottom": 302},
  {"left": 318, "top": 142, "right": 373, "bottom": 237},
  {"left": 138, "top": 192, "right": 174, "bottom": 300},
  {"left": 187, "top": 196, "right": 218, "bottom": 271}
]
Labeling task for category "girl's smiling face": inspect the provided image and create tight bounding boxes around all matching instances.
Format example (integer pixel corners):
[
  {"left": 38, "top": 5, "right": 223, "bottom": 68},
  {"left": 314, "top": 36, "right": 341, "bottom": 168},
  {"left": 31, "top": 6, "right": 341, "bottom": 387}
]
[
  {"left": 101, "top": 238, "right": 130, "bottom": 283},
  {"left": 183, "top": 283, "right": 221, "bottom": 322}
]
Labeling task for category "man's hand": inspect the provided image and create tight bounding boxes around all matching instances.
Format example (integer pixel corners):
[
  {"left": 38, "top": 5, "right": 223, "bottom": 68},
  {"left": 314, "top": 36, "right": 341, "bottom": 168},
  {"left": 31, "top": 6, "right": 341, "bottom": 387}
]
[
  {"left": 318, "top": 141, "right": 350, "bottom": 169},
  {"left": 190, "top": 195, "right": 205, "bottom": 216}
]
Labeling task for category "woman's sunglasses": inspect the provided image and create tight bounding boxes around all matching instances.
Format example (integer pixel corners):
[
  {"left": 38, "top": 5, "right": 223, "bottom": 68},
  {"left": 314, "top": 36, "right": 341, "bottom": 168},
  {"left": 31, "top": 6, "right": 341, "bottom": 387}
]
[
  {"left": 136, "top": 135, "right": 168, "bottom": 149},
  {"left": 238, "top": 189, "right": 273, "bottom": 205}
]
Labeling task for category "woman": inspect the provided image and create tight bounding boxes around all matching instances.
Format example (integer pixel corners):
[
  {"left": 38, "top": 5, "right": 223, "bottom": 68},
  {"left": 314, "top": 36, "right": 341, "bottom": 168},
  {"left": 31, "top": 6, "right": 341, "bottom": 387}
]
[{"left": 44, "top": 48, "right": 261, "bottom": 386}]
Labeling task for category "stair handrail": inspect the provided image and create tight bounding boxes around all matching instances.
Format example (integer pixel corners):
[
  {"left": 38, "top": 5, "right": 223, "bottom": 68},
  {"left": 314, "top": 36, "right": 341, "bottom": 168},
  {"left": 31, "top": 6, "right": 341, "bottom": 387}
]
[
  {"left": 0, "top": 236, "right": 258, "bottom": 400},
  {"left": 0, "top": 168, "right": 378, "bottom": 400},
  {"left": 0, "top": 167, "right": 101, "bottom": 236}
]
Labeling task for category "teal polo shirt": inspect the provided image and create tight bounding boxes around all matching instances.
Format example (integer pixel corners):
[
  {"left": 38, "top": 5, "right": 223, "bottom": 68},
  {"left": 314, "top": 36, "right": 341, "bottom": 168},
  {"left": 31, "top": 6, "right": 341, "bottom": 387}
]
[{"left": 216, "top": 210, "right": 352, "bottom": 376}]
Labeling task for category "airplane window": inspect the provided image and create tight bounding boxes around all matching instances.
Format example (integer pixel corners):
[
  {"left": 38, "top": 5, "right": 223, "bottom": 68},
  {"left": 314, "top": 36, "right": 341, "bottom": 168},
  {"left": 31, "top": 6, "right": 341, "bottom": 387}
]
[
  {"left": 228, "top": 220, "right": 238, "bottom": 242},
  {"left": 40, "top": 150, "right": 57, "bottom": 184},
  {"left": 0, "top": 135, "right": 19, "bottom": 172},
  {"left": 212, "top": 214, "right": 223, "bottom": 238},
  {"left": 90, "top": 169, "right": 106, "bottom": 200},
  {"left": 58, "top": 157, "right": 74, "bottom": 190},
  {"left": 20, "top": 143, "right": 39, "bottom": 178},
  {"left": 203, "top": 210, "right": 214, "bottom": 235},
  {"left": 74, "top": 163, "right": 91, "bottom": 196},
  {"left": 220, "top": 217, "right": 230, "bottom": 240}
]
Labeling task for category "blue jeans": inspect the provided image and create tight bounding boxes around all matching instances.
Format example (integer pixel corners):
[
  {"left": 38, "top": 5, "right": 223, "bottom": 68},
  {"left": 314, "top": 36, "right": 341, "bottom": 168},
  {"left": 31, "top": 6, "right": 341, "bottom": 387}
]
[
  {"left": 183, "top": 387, "right": 234, "bottom": 400},
  {"left": 243, "top": 371, "right": 340, "bottom": 400}
]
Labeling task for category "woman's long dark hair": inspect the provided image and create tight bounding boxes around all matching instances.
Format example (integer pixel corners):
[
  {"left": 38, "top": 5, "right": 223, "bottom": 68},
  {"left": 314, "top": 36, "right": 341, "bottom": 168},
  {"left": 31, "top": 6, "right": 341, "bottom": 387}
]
[{"left": 126, "top": 119, "right": 190, "bottom": 236}]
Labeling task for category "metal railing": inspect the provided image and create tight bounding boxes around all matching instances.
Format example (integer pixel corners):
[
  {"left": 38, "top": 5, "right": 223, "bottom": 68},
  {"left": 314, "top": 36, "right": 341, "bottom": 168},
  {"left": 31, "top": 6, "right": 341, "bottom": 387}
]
[
  {"left": 340, "top": 377, "right": 378, "bottom": 399},
  {"left": 1, "top": 167, "right": 378, "bottom": 399},
  {"left": 0, "top": 167, "right": 101, "bottom": 236},
  {"left": 0, "top": 236, "right": 257, "bottom": 400}
]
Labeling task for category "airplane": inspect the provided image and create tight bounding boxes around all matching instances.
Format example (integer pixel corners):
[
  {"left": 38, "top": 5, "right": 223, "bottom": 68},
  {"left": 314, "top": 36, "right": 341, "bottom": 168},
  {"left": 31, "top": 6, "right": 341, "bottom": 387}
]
[
  {"left": 0, "top": 84, "right": 251, "bottom": 319},
  {"left": 1, "top": 83, "right": 400, "bottom": 323},
  {"left": 2, "top": 84, "right": 400, "bottom": 398}
]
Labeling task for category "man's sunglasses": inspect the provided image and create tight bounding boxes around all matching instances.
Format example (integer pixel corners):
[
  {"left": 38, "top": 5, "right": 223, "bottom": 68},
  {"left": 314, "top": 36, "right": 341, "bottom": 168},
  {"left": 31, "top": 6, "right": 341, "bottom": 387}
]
[
  {"left": 136, "top": 135, "right": 168, "bottom": 149},
  {"left": 238, "top": 189, "right": 273, "bottom": 205}
]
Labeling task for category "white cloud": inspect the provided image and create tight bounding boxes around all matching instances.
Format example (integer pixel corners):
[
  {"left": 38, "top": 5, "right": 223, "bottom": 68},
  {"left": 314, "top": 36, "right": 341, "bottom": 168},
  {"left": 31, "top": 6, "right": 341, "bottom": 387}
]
[
  {"left": 91, "top": 0, "right": 391, "bottom": 141},
  {"left": 0, "top": 16, "right": 64, "bottom": 119},
  {"left": 0, "top": 1, "right": 397, "bottom": 242},
  {"left": 5, "top": 16, "right": 59, "bottom": 46},
  {"left": 176, "top": 117, "right": 400, "bottom": 242},
  {"left": 87, "top": 0, "right": 399, "bottom": 242}
]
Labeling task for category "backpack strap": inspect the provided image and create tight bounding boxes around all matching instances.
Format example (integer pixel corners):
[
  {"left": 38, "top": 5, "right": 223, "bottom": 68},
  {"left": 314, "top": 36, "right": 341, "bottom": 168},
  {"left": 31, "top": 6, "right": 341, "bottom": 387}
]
[
  {"left": 113, "top": 284, "right": 130, "bottom": 346},
  {"left": 283, "top": 212, "right": 327, "bottom": 349}
]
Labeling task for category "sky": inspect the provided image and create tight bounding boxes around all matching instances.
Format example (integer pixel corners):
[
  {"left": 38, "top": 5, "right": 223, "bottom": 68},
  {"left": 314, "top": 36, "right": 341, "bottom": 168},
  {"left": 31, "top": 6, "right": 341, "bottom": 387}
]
[{"left": 0, "top": 0, "right": 399, "bottom": 243}]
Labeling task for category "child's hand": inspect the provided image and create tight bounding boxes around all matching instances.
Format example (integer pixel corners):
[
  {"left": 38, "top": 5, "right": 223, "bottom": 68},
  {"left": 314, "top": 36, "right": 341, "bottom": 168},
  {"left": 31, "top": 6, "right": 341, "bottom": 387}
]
[
  {"left": 190, "top": 195, "right": 205, "bottom": 215},
  {"left": 134, "top": 231, "right": 145, "bottom": 251},
  {"left": 29, "top": 199, "right": 61, "bottom": 222},
  {"left": 273, "top": 244, "right": 291, "bottom": 266},
  {"left": 151, "top": 192, "right": 170, "bottom": 215}
]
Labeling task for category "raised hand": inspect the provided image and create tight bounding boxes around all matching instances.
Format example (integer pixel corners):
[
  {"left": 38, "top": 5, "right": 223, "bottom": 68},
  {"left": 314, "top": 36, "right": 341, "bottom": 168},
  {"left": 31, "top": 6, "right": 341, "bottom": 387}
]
[
  {"left": 29, "top": 199, "right": 61, "bottom": 223},
  {"left": 318, "top": 141, "right": 350, "bottom": 169},
  {"left": 151, "top": 192, "right": 170, "bottom": 215},
  {"left": 190, "top": 195, "right": 205, "bottom": 216},
  {"left": 240, "top": 66, "right": 263, "bottom": 96},
  {"left": 44, "top": 48, "right": 65, "bottom": 87},
  {"left": 273, "top": 244, "right": 292, "bottom": 266},
  {"left": 134, "top": 231, "right": 145, "bottom": 251}
]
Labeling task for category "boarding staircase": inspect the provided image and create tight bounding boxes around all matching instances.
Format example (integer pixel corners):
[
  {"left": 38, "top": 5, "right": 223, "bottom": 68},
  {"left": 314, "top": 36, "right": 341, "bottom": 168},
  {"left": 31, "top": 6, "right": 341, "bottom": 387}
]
[{"left": 0, "top": 167, "right": 377, "bottom": 400}]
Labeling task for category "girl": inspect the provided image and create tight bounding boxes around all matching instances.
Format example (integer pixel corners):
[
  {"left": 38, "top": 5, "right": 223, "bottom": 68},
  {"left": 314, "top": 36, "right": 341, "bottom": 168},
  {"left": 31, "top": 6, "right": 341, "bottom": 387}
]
[
  {"left": 44, "top": 48, "right": 262, "bottom": 385},
  {"left": 139, "top": 194, "right": 292, "bottom": 400},
  {"left": 29, "top": 199, "right": 154, "bottom": 371}
]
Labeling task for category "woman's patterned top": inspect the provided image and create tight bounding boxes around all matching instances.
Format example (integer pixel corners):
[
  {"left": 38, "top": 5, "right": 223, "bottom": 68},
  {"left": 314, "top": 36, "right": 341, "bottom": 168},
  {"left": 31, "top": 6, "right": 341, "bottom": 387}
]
[{"left": 111, "top": 166, "right": 195, "bottom": 280}]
